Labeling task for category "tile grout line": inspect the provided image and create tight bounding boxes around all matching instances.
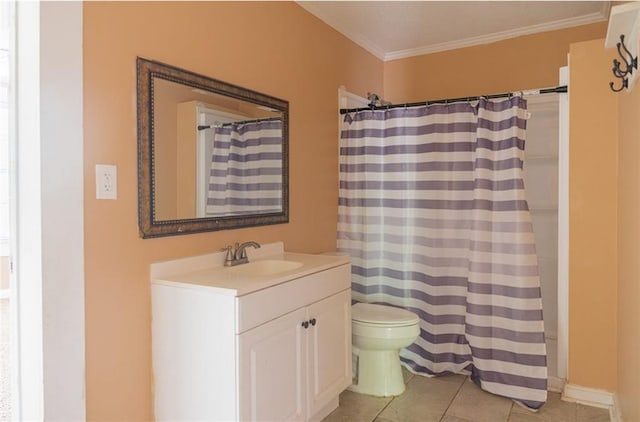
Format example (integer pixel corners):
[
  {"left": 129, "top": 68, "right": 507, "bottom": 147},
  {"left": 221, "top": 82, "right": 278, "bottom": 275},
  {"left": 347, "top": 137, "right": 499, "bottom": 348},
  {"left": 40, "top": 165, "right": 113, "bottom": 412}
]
[
  {"left": 437, "top": 376, "right": 470, "bottom": 422},
  {"left": 372, "top": 394, "right": 396, "bottom": 421},
  {"left": 371, "top": 371, "right": 415, "bottom": 421},
  {"left": 505, "top": 401, "right": 515, "bottom": 421}
]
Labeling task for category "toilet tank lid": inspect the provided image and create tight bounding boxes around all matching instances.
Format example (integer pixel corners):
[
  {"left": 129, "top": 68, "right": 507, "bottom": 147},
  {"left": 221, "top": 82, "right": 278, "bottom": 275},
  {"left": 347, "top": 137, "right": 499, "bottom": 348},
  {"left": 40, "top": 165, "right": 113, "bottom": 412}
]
[{"left": 352, "top": 303, "right": 419, "bottom": 325}]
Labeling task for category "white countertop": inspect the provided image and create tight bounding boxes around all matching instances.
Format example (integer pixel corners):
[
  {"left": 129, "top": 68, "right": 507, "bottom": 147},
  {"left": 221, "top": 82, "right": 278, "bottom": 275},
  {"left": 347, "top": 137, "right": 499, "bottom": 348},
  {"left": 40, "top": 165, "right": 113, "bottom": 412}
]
[{"left": 151, "top": 243, "right": 350, "bottom": 296}]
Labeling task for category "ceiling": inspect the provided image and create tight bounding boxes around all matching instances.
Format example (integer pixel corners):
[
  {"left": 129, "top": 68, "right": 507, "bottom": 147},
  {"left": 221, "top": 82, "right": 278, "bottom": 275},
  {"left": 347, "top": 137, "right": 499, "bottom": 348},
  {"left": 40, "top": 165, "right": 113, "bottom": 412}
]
[{"left": 297, "top": 1, "right": 611, "bottom": 61}]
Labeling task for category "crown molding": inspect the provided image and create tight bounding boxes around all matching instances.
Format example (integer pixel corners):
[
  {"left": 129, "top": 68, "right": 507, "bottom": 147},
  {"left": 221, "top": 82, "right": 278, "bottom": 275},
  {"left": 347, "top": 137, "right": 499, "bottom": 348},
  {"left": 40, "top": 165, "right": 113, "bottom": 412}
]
[
  {"left": 297, "top": 2, "right": 387, "bottom": 61},
  {"left": 336, "top": 27, "right": 388, "bottom": 61},
  {"left": 383, "top": 11, "right": 608, "bottom": 61},
  {"left": 299, "top": 1, "right": 610, "bottom": 63}
]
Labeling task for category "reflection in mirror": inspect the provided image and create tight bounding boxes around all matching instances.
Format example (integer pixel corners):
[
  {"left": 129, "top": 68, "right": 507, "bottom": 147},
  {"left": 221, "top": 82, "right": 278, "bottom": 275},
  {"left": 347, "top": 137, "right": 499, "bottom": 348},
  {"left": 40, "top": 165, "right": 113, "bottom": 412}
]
[
  {"left": 153, "top": 78, "right": 283, "bottom": 220},
  {"left": 137, "top": 57, "right": 289, "bottom": 238}
]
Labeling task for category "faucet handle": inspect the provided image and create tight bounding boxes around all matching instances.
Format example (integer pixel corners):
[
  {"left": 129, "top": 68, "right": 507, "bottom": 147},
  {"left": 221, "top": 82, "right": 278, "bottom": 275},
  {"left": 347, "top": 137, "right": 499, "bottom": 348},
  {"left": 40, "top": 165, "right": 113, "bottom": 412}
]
[{"left": 220, "top": 245, "right": 234, "bottom": 263}]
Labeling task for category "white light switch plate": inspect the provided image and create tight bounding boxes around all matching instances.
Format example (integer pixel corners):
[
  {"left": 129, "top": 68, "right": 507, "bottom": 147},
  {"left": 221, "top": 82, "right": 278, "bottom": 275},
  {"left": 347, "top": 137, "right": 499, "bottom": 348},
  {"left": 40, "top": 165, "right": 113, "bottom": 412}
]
[{"left": 96, "top": 164, "right": 117, "bottom": 200}]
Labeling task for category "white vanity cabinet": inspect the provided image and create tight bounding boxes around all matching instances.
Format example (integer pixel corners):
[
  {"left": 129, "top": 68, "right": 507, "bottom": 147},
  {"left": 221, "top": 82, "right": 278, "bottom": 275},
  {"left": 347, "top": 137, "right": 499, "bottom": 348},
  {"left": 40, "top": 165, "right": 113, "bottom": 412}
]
[
  {"left": 239, "top": 289, "right": 351, "bottom": 422},
  {"left": 151, "top": 247, "right": 352, "bottom": 422}
]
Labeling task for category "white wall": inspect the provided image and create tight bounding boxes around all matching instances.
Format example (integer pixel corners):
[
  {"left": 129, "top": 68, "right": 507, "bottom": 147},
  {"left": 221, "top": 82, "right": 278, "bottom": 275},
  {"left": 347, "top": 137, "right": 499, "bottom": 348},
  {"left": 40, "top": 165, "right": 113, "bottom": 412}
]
[{"left": 15, "top": 2, "right": 85, "bottom": 419}]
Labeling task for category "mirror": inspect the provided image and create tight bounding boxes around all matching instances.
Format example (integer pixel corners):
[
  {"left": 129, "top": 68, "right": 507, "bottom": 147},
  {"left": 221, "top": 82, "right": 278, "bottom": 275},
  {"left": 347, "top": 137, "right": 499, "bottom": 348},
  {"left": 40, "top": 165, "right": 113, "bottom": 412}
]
[{"left": 137, "top": 57, "right": 289, "bottom": 238}]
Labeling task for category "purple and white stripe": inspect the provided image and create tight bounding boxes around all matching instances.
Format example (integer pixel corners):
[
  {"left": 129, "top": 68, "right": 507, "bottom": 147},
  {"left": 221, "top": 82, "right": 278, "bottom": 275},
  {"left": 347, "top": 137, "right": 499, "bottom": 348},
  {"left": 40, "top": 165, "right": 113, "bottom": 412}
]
[
  {"left": 206, "top": 119, "right": 282, "bottom": 216},
  {"left": 338, "top": 97, "right": 547, "bottom": 409}
]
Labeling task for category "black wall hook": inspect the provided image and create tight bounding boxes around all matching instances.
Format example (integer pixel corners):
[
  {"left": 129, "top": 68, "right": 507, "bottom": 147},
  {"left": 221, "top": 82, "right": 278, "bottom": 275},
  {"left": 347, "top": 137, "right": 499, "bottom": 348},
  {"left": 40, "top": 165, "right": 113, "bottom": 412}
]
[
  {"left": 610, "top": 34, "right": 638, "bottom": 92},
  {"left": 610, "top": 78, "right": 628, "bottom": 93}
]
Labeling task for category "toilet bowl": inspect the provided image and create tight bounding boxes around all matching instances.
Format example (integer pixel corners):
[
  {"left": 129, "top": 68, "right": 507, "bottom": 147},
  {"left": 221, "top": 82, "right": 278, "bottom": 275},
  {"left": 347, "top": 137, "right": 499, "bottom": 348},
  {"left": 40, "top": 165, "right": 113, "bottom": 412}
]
[{"left": 349, "top": 302, "right": 420, "bottom": 397}]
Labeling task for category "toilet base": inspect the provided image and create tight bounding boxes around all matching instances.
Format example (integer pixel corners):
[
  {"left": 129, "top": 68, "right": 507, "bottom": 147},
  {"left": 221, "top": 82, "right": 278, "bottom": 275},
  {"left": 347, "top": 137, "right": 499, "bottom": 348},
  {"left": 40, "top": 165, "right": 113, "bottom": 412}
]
[{"left": 349, "top": 348, "right": 405, "bottom": 397}]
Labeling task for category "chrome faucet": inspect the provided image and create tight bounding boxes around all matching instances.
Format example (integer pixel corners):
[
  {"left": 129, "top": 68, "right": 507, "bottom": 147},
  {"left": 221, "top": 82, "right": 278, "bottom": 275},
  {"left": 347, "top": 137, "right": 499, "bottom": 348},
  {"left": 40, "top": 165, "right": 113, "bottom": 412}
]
[{"left": 222, "top": 241, "right": 261, "bottom": 267}]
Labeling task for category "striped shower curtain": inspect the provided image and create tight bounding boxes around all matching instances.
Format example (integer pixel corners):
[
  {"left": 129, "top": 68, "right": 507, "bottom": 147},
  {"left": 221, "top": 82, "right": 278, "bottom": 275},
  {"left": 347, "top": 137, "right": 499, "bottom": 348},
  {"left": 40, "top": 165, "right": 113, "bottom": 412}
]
[
  {"left": 337, "top": 97, "right": 547, "bottom": 409},
  {"left": 206, "top": 119, "right": 283, "bottom": 216}
]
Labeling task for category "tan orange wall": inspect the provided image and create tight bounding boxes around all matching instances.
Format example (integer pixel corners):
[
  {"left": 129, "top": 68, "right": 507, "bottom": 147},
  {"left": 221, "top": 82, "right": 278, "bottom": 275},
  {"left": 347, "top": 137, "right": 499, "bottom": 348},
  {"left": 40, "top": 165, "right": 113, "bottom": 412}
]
[
  {"left": 175, "top": 101, "right": 197, "bottom": 219},
  {"left": 617, "top": 72, "right": 640, "bottom": 419},
  {"left": 83, "top": 2, "right": 382, "bottom": 419},
  {"left": 152, "top": 79, "right": 179, "bottom": 219},
  {"left": 568, "top": 39, "right": 618, "bottom": 391},
  {"left": 384, "top": 23, "right": 607, "bottom": 102}
]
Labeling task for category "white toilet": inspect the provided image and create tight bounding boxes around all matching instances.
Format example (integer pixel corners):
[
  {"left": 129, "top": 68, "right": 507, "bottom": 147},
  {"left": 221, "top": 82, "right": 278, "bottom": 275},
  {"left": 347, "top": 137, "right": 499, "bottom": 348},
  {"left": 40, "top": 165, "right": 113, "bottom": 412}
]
[{"left": 349, "top": 302, "right": 420, "bottom": 397}]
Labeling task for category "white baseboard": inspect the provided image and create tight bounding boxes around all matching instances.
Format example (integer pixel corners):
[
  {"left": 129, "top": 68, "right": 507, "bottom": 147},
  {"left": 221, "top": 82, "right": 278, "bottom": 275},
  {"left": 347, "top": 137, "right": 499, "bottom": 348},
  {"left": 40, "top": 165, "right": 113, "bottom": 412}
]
[
  {"left": 562, "top": 383, "right": 614, "bottom": 408},
  {"left": 562, "top": 383, "right": 623, "bottom": 421},
  {"left": 611, "top": 394, "right": 623, "bottom": 422}
]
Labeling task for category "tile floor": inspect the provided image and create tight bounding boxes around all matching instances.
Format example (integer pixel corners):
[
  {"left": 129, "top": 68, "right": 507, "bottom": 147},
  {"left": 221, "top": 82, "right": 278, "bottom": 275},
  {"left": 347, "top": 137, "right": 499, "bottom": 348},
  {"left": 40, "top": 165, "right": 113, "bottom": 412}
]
[{"left": 322, "top": 369, "right": 611, "bottom": 422}]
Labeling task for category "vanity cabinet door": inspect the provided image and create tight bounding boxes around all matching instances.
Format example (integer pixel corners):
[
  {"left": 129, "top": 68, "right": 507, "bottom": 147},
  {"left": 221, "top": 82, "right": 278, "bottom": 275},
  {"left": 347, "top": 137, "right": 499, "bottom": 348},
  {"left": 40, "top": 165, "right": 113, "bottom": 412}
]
[
  {"left": 238, "top": 307, "right": 308, "bottom": 422},
  {"left": 306, "top": 289, "right": 352, "bottom": 418}
]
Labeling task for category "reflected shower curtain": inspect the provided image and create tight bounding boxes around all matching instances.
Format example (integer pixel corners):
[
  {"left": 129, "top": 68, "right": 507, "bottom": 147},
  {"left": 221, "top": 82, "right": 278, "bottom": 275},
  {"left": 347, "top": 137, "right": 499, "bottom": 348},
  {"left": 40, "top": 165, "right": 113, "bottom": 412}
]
[
  {"left": 337, "top": 97, "right": 547, "bottom": 409},
  {"left": 206, "top": 119, "right": 283, "bottom": 216}
]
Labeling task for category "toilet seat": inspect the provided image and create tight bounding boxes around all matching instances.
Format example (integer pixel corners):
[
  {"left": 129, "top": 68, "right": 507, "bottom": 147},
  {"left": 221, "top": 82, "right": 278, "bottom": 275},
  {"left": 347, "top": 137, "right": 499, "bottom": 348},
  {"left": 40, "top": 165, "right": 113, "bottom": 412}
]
[{"left": 352, "top": 303, "right": 419, "bottom": 327}]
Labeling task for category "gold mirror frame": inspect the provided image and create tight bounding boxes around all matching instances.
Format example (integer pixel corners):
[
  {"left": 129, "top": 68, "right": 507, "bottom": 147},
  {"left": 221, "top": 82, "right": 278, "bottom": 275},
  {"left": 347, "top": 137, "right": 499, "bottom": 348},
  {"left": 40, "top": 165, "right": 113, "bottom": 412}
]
[{"left": 137, "top": 57, "right": 289, "bottom": 238}]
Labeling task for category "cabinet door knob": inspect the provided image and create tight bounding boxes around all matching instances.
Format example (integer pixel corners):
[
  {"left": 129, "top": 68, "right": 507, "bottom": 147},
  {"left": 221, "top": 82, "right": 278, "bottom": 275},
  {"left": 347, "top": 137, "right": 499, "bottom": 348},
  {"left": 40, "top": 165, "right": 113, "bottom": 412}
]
[
  {"left": 309, "top": 318, "right": 317, "bottom": 326},
  {"left": 302, "top": 321, "right": 309, "bottom": 329}
]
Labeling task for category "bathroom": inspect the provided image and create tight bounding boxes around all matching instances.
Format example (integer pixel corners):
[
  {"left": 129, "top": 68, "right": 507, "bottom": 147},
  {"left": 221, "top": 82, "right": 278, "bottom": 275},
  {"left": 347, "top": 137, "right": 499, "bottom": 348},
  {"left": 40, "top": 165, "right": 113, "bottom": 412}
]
[{"left": 8, "top": 1, "right": 640, "bottom": 421}]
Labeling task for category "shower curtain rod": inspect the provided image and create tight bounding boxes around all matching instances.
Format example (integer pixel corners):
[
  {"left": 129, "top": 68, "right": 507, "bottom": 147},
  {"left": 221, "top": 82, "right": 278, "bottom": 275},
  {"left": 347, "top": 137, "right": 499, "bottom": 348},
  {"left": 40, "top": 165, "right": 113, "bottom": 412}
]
[
  {"left": 197, "top": 116, "right": 280, "bottom": 131},
  {"left": 339, "top": 85, "right": 567, "bottom": 114}
]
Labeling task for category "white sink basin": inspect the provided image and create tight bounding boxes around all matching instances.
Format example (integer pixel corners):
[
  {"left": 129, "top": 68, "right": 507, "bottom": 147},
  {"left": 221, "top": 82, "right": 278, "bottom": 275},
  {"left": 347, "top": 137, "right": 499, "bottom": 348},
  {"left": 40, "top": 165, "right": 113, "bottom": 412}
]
[{"left": 226, "top": 259, "right": 304, "bottom": 276}]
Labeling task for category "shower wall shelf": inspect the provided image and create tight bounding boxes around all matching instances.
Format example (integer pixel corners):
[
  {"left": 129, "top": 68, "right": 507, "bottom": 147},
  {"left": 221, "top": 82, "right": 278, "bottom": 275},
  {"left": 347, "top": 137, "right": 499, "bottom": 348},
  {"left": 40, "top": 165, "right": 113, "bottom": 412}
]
[{"left": 606, "top": 2, "right": 640, "bottom": 92}]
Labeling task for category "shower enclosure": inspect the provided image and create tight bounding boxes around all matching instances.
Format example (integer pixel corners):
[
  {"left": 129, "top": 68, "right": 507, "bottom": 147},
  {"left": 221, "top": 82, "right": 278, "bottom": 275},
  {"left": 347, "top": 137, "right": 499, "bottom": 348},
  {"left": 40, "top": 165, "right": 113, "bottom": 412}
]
[
  {"left": 337, "top": 82, "right": 569, "bottom": 394},
  {"left": 523, "top": 90, "right": 567, "bottom": 389}
]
